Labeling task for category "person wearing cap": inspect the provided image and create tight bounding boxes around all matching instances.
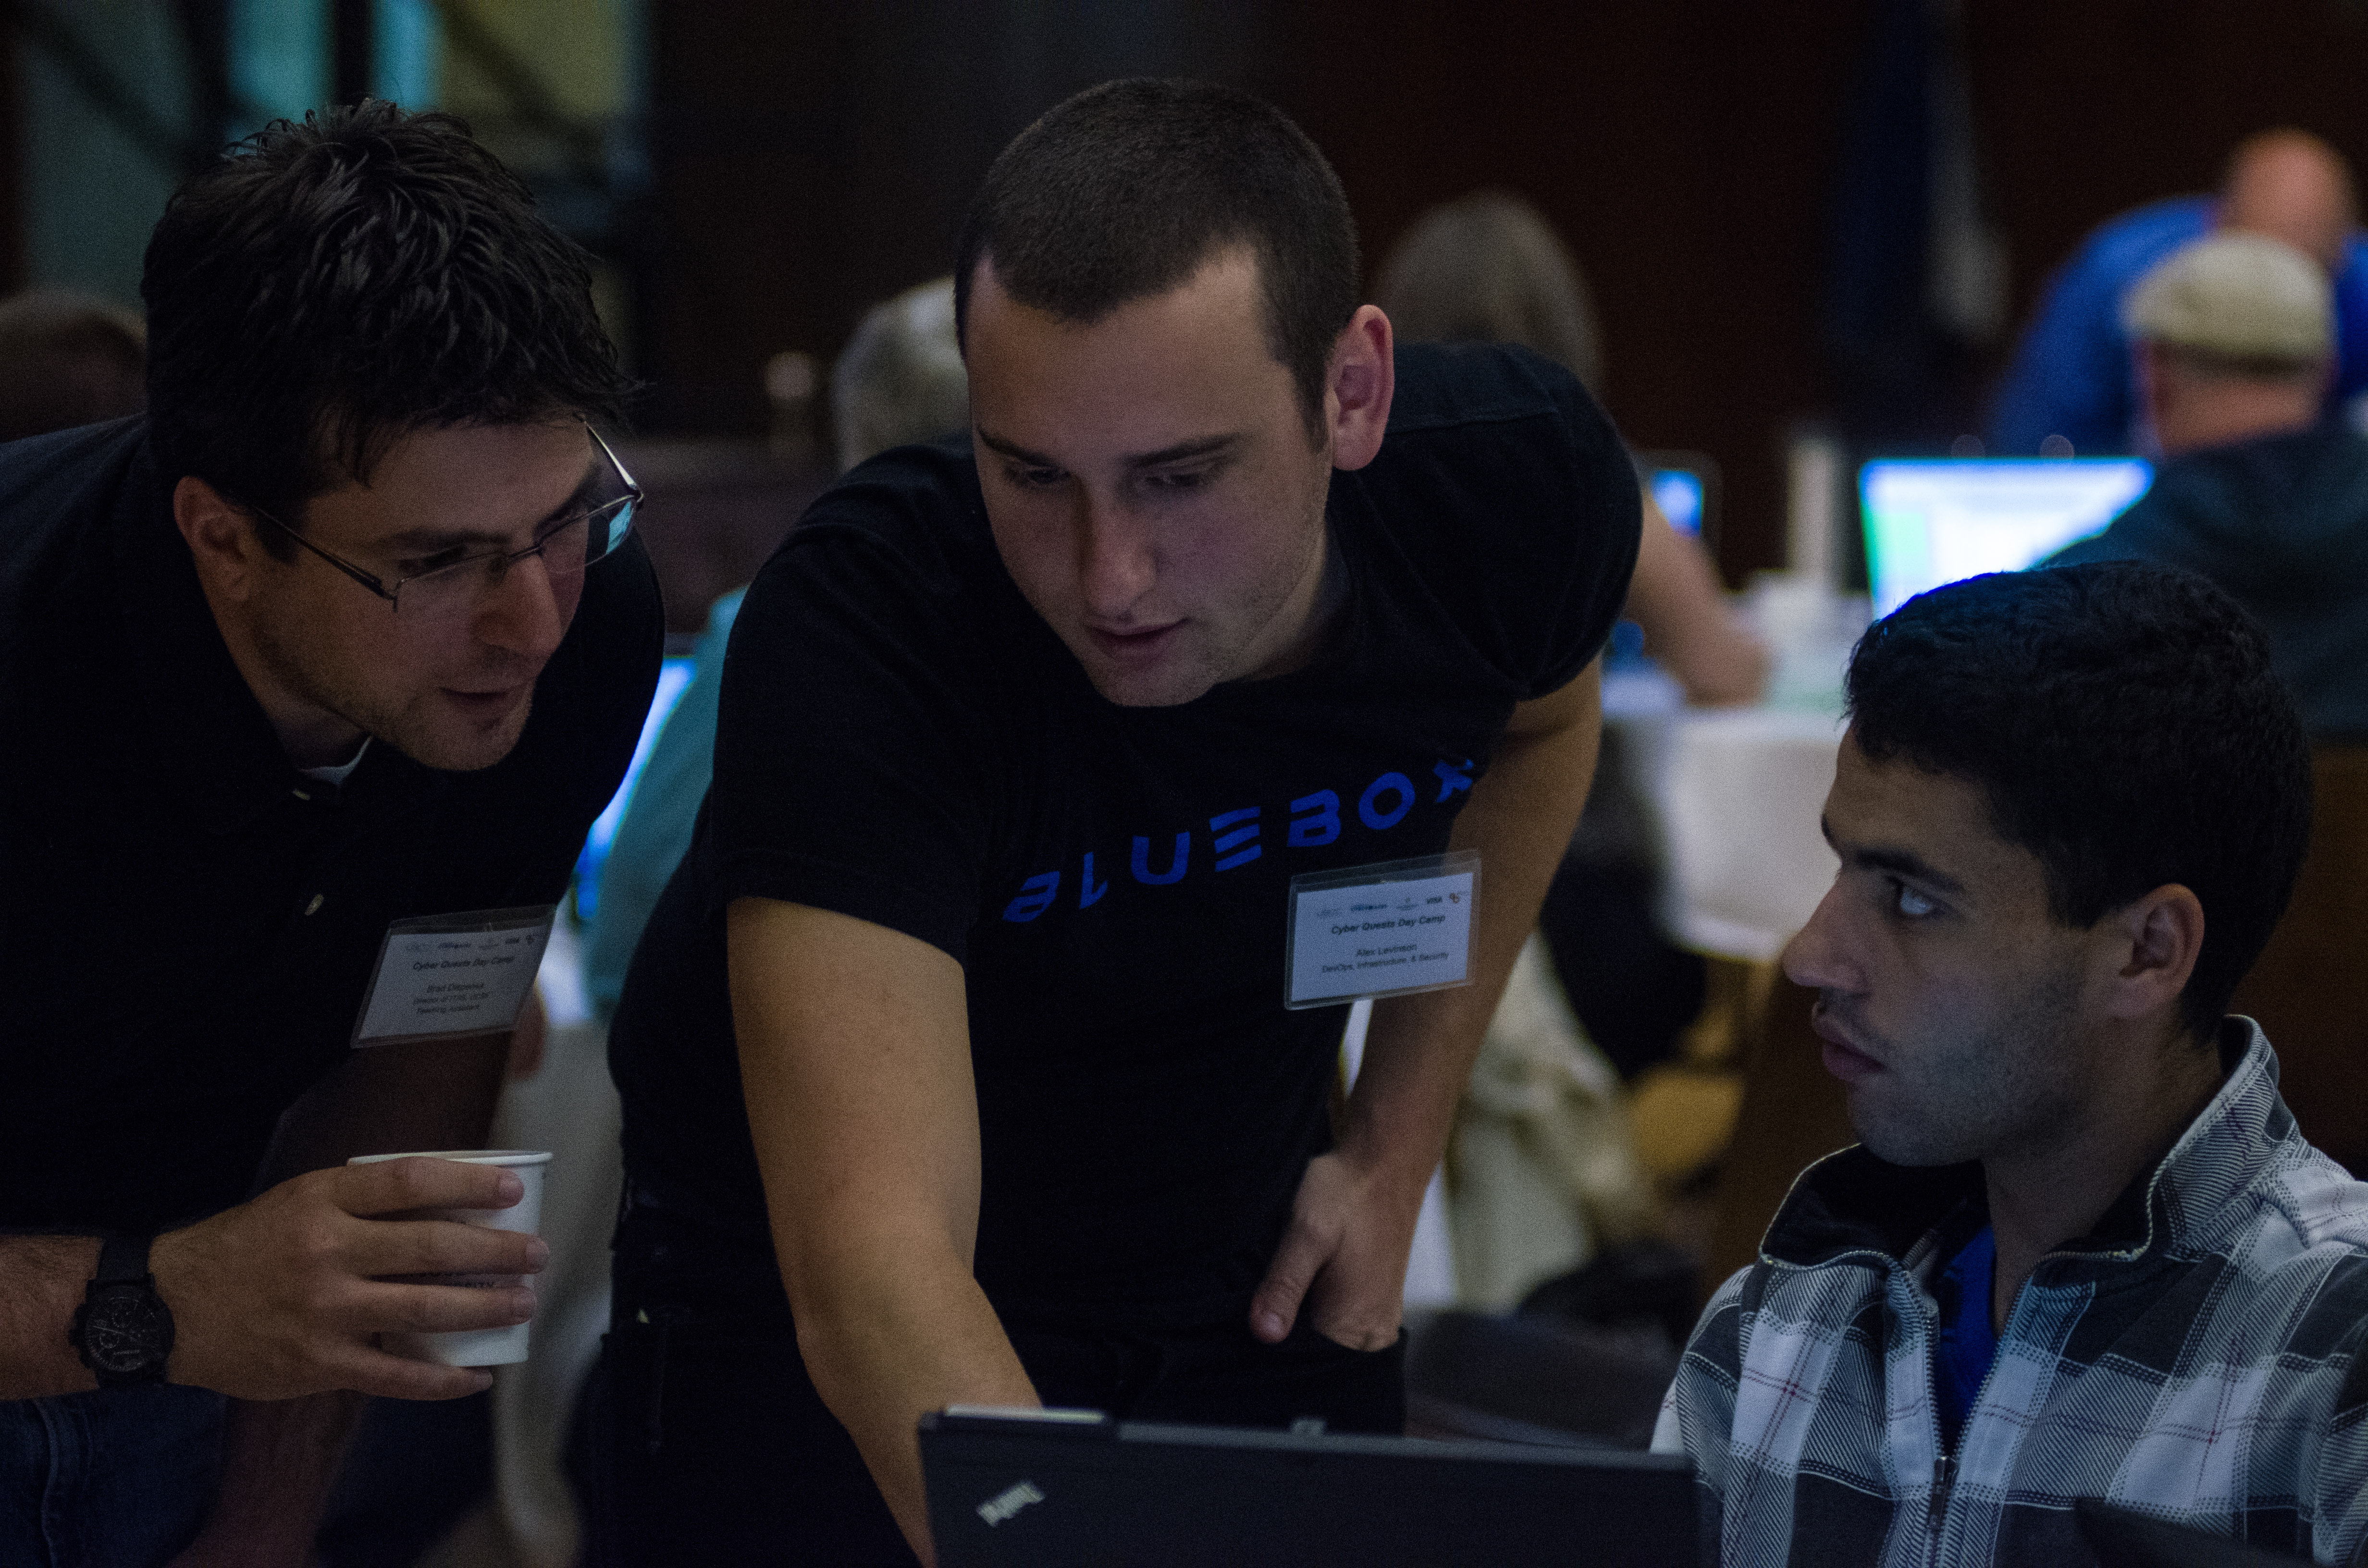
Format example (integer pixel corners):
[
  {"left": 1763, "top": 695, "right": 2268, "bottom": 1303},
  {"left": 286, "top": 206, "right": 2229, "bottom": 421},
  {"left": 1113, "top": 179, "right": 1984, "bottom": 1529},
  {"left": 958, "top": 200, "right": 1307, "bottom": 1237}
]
[
  {"left": 2049, "top": 231, "right": 2368, "bottom": 738},
  {"left": 1989, "top": 129, "right": 2368, "bottom": 456}
]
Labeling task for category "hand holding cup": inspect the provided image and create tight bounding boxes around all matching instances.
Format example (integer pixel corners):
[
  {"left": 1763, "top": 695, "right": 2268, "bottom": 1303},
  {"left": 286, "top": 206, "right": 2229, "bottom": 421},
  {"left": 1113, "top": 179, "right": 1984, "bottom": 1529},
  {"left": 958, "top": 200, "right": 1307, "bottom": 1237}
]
[
  {"left": 149, "top": 1153, "right": 549, "bottom": 1402},
  {"left": 347, "top": 1150, "right": 552, "bottom": 1367}
]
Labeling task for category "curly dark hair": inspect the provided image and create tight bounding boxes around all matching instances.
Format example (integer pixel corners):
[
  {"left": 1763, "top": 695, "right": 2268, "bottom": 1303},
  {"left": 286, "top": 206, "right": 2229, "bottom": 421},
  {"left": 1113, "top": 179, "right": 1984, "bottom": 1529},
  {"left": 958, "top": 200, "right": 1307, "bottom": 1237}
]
[
  {"left": 953, "top": 78, "right": 1358, "bottom": 443},
  {"left": 142, "top": 99, "right": 632, "bottom": 545},
  {"left": 1847, "top": 561, "right": 2314, "bottom": 1042}
]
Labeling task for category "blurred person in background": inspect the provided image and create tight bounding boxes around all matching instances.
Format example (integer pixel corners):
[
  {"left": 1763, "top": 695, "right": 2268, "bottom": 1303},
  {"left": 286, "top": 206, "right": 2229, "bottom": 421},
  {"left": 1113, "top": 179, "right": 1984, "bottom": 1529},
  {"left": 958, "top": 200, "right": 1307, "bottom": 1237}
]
[
  {"left": 2050, "top": 232, "right": 2368, "bottom": 738},
  {"left": 1380, "top": 191, "right": 1768, "bottom": 709},
  {"left": 0, "top": 289, "right": 147, "bottom": 442},
  {"left": 1990, "top": 129, "right": 2368, "bottom": 456},
  {"left": 830, "top": 276, "right": 972, "bottom": 476},
  {"left": 1378, "top": 191, "right": 1757, "bottom": 1108}
]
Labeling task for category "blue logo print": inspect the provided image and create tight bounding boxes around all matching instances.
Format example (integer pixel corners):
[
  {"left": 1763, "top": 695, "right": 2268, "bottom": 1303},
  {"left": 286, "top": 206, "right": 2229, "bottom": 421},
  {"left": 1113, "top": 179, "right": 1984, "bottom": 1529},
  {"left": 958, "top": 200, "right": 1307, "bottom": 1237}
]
[{"left": 999, "top": 758, "right": 1476, "bottom": 922}]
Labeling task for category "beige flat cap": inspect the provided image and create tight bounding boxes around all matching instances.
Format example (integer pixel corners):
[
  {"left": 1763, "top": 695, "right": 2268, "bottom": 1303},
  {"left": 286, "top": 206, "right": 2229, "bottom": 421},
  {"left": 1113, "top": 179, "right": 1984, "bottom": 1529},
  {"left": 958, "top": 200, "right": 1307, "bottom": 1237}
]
[{"left": 2122, "top": 231, "right": 2334, "bottom": 362}]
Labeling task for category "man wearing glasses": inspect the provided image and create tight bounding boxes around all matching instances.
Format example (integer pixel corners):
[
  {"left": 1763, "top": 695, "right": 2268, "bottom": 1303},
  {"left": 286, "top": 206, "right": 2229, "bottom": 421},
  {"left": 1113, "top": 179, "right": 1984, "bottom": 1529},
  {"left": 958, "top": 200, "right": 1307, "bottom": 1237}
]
[{"left": 0, "top": 103, "right": 660, "bottom": 1565}]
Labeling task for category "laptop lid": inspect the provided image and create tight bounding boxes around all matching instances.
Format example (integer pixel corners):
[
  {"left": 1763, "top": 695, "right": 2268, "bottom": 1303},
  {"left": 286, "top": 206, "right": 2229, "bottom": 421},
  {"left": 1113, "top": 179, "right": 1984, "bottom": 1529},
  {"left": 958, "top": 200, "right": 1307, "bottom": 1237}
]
[
  {"left": 1860, "top": 457, "right": 2153, "bottom": 617},
  {"left": 921, "top": 1407, "right": 1703, "bottom": 1568},
  {"left": 2075, "top": 1500, "right": 2316, "bottom": 1568}
]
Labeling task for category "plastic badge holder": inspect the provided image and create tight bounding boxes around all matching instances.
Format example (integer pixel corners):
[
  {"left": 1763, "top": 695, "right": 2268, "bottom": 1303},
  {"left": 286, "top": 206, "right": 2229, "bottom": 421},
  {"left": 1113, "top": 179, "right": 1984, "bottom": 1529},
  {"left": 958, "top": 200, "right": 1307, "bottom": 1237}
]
[{"left": 1283, "top": 851, "right": 1480, "bottom": 1010}]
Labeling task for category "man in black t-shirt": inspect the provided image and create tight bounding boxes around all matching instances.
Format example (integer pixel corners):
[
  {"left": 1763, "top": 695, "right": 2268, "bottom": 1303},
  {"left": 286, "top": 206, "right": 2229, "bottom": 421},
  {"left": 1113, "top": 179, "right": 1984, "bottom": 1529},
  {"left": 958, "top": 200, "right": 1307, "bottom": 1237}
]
[
  {"left": 596, "top": 80, "right": 1637, "bottom": 1565},
  {"left": 0, "top": 106, "right": 660, "bottom": 1565}
]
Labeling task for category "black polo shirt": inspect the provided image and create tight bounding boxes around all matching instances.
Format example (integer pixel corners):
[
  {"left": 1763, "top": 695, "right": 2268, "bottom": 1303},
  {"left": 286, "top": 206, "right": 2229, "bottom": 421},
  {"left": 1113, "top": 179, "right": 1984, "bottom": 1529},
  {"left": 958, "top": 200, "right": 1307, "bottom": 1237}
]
[{"left": 0, "top": 417, "right": 662, "bottom": 1235}]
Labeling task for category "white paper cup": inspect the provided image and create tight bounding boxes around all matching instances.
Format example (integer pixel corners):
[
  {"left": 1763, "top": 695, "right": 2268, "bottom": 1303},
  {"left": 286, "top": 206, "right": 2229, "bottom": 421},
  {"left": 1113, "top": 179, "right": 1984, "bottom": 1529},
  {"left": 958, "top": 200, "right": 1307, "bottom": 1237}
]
[{"left": 348, "top": 1149, "right": 551, "bottom": 1367}]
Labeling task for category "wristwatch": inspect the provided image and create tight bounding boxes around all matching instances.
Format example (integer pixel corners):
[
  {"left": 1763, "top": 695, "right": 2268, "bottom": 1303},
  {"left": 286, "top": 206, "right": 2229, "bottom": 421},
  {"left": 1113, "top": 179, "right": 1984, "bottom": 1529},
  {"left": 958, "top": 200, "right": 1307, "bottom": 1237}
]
[{"left": 68, "top": 1234, "right": 174, "bottom": 1388}]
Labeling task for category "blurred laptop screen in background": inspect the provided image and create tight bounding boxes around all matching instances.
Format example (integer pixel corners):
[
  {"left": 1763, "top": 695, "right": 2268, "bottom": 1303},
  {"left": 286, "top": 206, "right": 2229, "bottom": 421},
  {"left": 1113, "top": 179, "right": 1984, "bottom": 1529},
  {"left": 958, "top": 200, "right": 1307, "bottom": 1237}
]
[
  {"left": 1651, "top": 468, "right": 1703, "bottom": 536},
  {"left": 1638, "top": 450, "right": 1718, "bottom": 549},
  {"left": 1861, "top": 457, "right": 2152, "bottom": 616}
]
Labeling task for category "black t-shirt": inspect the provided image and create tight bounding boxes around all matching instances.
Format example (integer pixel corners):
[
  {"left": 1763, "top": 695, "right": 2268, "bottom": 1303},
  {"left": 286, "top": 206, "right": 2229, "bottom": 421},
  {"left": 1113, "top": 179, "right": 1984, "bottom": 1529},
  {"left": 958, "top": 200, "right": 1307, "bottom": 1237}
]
[
  {"left": 0, "top": 416, "right": 663, "bottom": 1234},
  {"left": 610, "top": 343, "right": 1638, "bottom": 1327}
]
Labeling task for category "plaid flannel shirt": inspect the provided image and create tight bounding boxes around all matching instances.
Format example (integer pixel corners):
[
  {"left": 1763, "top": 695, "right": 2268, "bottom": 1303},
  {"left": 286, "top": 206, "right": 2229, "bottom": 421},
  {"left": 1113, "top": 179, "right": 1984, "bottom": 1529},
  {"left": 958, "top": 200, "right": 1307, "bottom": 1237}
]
[{"left": 1653, "top": 1020, "right": 2368, "bottom": 1566}]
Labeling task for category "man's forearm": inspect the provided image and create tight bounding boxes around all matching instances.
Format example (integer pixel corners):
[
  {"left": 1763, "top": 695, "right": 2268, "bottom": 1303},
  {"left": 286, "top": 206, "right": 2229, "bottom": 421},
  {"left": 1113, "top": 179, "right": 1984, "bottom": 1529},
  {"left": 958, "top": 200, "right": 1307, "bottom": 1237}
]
[
  {"left": 789, "top": 1243, "right": 1039, "bottom": 1564},
  {"left": 1248, "top": 670, "right": 1605, "bottom": 1349},
  {"left": 0, "top": 1234, "right": 102, "bottom": 1399},
  {"left": 1344, "top": 664, "right": 1603, "bottom": 1188},
  {"left": 731, "top": 897, "right": 1025, "bottom": 1563},
  {"left": 2, "top": 1030, "right": 511, "bottom": 1409},
  {"left": 171, "top": 1392, "right": 365, "bottom": 1567}
]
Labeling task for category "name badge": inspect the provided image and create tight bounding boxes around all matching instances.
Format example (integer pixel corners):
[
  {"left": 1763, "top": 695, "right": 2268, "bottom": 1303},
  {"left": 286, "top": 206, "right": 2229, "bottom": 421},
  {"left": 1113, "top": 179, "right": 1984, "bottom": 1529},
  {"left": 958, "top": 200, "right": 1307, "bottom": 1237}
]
[
  {"left": 1283, "top": 852, "right": 1479, "bottom": 1009},
  {"left": 351, "top": 905, "right": 557, "bottom": 1047}
]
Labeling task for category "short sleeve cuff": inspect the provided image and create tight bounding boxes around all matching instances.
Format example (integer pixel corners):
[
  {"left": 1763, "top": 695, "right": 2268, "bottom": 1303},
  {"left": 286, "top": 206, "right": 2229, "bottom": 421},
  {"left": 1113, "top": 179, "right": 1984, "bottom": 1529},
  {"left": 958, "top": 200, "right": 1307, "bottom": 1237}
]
[{"left": 711, "top": 850, "right": 975, "bottom": 966}]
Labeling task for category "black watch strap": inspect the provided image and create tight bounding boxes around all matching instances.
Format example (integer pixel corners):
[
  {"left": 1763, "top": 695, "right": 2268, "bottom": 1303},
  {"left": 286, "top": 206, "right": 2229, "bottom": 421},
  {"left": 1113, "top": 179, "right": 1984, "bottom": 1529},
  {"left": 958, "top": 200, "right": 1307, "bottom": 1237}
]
[{"left": 93, "top": 1232, "right": 152, "bottom": 1286}]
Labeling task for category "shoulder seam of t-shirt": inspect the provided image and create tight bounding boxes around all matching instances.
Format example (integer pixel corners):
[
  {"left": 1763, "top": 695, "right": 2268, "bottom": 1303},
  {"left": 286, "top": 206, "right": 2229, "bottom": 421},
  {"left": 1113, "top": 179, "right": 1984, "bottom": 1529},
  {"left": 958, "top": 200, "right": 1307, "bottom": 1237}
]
[
  {"left": 710, "top": 847, "right": 975, "bottom": 964},
  {"left": 1388, "top": 342, "right": 1578, "bottom": 433}
]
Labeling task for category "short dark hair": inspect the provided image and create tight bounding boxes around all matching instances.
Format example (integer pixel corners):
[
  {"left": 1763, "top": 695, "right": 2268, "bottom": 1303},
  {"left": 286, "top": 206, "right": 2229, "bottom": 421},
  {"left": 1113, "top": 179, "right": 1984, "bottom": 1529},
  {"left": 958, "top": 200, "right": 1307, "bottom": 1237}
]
[
  {"left": 1847, "top": 562, "right": 2313, "bottom": 1042},
  {"left": 143, "top": 100, "right": 631, "bottom": 546},
  {"left": 953, "top": 78, "right": 1358, "bottom": 439}
]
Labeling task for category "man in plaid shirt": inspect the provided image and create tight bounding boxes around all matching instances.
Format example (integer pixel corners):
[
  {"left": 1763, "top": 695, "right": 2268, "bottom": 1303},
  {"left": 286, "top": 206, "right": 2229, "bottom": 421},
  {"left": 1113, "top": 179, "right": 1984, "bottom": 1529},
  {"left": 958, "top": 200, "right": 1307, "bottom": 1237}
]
[{"left": 1655, "top": 561, "right": 2368, "bottom": 1566}]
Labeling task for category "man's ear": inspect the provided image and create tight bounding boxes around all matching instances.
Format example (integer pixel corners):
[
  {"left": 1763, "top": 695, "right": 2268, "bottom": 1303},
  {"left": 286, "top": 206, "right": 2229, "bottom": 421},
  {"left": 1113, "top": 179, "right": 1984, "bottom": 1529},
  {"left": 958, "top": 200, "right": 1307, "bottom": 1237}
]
[
  {"left": 1326, "top": 305, "right": 1394, "bottom": 472},
  {"left": 2104, "top": 882, "right": 2207, "bottom": 1025},
  {"left": 173, "top": 476, "right": 266, "bottom": 606}
]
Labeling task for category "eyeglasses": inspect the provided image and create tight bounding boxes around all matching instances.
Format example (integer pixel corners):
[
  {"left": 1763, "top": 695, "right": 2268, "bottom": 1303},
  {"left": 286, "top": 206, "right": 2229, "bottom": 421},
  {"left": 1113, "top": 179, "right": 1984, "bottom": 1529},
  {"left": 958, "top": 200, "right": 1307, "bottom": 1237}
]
[{"left": 242, "top": 426, "right": 642, "bottom": 622}]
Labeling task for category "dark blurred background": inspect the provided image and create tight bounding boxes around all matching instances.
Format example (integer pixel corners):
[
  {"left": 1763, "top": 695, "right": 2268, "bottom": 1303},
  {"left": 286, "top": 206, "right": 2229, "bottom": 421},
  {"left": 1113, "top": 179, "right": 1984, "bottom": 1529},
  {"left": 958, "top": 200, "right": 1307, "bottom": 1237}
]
[{"left": 13, "top": 0, "right": 2368, "bottom": 597}]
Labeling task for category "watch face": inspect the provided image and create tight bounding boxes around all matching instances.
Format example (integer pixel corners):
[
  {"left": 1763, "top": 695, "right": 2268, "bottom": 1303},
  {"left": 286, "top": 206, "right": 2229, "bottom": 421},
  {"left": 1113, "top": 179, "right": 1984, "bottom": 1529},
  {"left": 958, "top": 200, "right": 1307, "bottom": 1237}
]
[{"left": 84, "top": 1290, "right": 172, "bottom": 1374}]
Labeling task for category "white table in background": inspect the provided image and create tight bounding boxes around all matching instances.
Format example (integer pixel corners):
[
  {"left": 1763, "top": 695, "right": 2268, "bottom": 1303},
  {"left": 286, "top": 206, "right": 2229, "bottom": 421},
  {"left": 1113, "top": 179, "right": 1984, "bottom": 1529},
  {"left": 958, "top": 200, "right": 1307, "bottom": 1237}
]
[{"left": 1603, "top": 670, "right": 1844, "bottom": 967}]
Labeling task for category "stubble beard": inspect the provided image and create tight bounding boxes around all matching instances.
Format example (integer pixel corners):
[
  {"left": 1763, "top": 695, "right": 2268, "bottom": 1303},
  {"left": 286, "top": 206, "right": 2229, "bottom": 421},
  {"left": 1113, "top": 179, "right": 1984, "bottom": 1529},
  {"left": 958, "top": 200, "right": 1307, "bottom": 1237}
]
[
  {"left": 1848, "top": 954, "right": 2090, "bottom": 1169},
  {"left": 1074, "top": 523, "right": 1333, "bottom": 708},
  {"left": 249, "top": 610, "right": 533, "bottom": 772}
]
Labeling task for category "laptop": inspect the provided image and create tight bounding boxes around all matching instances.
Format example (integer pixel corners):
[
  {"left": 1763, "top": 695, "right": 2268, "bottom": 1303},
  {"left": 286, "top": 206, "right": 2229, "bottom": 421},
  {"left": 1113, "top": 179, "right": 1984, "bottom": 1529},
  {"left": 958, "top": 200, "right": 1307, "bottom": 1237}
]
[
  {"left": 1860, "top": 457, "right": 2153, "bottom": 616},
  {"left": 2075, "top": 1500, "right": 2319, "bottom": 1567},
  {"left": 920, "top": 1406, "right": 1703, "bottom": 1567}
]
